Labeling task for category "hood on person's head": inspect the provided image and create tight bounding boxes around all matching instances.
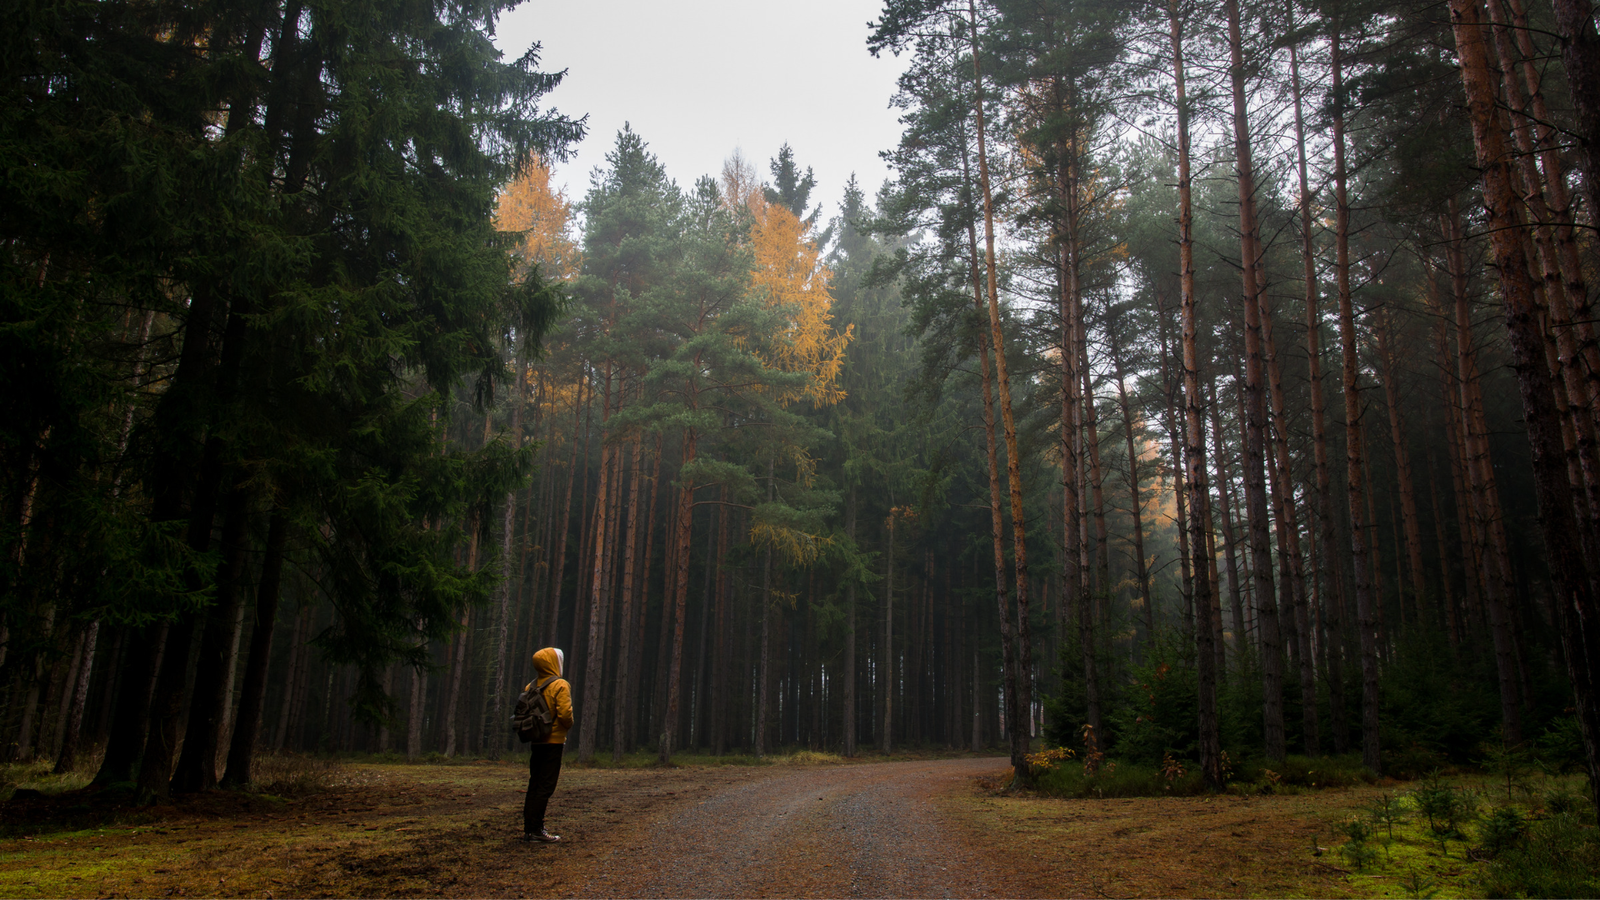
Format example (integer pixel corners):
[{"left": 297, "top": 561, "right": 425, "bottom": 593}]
[{"left": 533, "top": 646, "right": 563, "bottom": 679}]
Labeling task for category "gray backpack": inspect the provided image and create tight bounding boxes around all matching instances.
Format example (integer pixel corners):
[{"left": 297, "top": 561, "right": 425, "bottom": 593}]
[{"left": 513, "top": 676, "right": 559, "bottom": 743}]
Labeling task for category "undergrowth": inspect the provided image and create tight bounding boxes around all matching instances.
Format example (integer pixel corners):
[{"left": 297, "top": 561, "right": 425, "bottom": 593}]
[
  {"left": 1324, "top": 769, "right": 1598, "bottom": 899},
  {"left": 1032, "top": 757, "right": 1210, "bottom": 797},
  {"left": 247, "top": 753, "right": 344, "bottom": 796},
  {"left": 0, "top": 758, "right": 95, "bottom": 802},
  {"left": 1027, "top": 751, "right": 1376, "bottom": 798}
]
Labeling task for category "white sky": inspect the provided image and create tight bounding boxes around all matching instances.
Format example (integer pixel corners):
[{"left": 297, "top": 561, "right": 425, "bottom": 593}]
[{"left": 493, "top": 0, "right": 910, "bottom": 222}]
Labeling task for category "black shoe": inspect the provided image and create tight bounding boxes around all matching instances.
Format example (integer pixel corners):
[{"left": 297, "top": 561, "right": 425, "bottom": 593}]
[{"left": 522, "top": 829, "right": 561, "bottom": 843}]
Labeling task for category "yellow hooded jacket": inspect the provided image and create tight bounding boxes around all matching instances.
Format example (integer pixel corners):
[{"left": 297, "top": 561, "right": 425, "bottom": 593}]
[{"left": 526, "top": 647, "right": 573, "bottom": 744}]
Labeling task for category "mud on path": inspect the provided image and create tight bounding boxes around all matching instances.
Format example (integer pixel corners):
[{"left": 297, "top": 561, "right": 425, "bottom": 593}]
[{"left": 2, "top": 755, "right": 1380, "bottom": 898}]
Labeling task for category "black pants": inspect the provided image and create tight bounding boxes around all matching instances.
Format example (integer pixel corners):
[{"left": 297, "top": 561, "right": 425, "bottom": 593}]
[{"left": 523, "top": 742, "right": 564, "bottom": 833}]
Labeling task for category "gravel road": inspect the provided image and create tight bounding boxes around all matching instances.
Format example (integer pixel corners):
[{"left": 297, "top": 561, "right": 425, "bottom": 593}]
[{"left": 576, "top": 757, "right": 1013, "bottom": 899}]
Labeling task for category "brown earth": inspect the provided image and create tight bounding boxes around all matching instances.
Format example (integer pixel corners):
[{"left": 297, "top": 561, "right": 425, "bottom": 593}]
[{"left": 0, "top": 755, "right": 1390, "bottom": 899}]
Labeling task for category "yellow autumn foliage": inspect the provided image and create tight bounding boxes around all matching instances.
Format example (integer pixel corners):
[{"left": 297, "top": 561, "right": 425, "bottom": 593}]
[
  {"left": 748, "top": 520, "right": 831, "bottom": 567},
  {"left": 494, "top": 153, "right": 580, "bottom": 281},
  {"left": 746, "top": 200, "right": 852, "bottom": 408}
]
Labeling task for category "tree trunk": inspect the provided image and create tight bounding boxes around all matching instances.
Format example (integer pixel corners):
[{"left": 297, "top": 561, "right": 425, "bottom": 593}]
[
  {"left": 690, "top": 487, "right": 715, "bottom": 749},
  {"left": 1376, "top": 312, "right": 1428, "bottom": 625},
  {"left": 273, "top": 606, "right": 308, "bottom": 752},
  {"left": 1506, "top": 0, "right": 1600, "bottom": 460},
  {"left": 136, "top": 613, "right": 199, "bottom": 799},
  {"left": 1451, "top": 0, "right": 1599, "bottom": 792},
  {"left": 93, "top": 621, "right": 163, "bottom": 783},
  {"left": 442, "top": 606, "right": 469, "bottom": 757},
  {"left": 547, "top": 380, "right": 586, "bottom": 642},
  {"left": 1292, "top": 14, "right": 1346, "bottom": 756},
  {"left": 844, "top": 486, "right": 858, "bottom": 758},
  {"left": 406, "top": 658, "right": 425, "bottom": 760},
  {"left": 1082, "top": 355, "right": 1110, "bottom": 594},
  {"left": 1224, "top": 0, "right": 1285, "bottom": 764},
  {"left": 221, "top": 508, "right": 288, "bottom": 787},
  {"left": 1260, "top": 268, "right": 1317, "bottom": 755},
  {"left": 1550, "top": 0, "right": 1600, "bottom": 222},
  {"left": 570, "top": 378, "right": 599, "bottom": 692},
  {"left": 488, "top": 352, "right": 531, "bottom": 757},
  {"left": 1110, "top": 327, "right": 1153, "bottom": 649},
  {"left": 1446, "top": 202, "right": 1525, "bottom": 741},
  {"left": 881, "top": 510, "right": 895, "bottom": 756},
  {"left": 711, "top": 500, "right": 730, "bottom": 755},
  {"left": 1157, "top": 290, "right": 1193, "bottom": 638},
  {"left": 51, "top": 618, "right": 98, "bottom": 774},
  {"left": 612, "top": 433, "right": 646, "bottom": 762},
  {"left": 659, "top": 425, "right": 698, "bottom": 763},
  {"left": 173, "top": 479, "right": 255, "bottom": 793},
  {"left": 577, "top": 363, "right": 618, "bottom": 761},
  {"left": 1210, "top": 383, "right": 1246, "bottom": 656},
  {"left": 1486, "top": 0, "right": 1600, "bottom": 562},
  {"left": 956, "top": 99, "right": 1021, "bottom": 779},
  {"left": 1171, "top": 0, "right": 1222, "bottom": 789},
  {"left": 966, "top": 0, "right": 1033, "bottom": 780},
  {"left": 627, "top": 435, "right": 664, "bottom": 753},
  {"left": 757, "top": 463, "right": 776, "bottom": 757},
  {"left": 1056, "top": 230, "right": 1093, "bottom": 750},
  {"left": 1331, "top": 27, "right": 1382, "bottom": 773}
]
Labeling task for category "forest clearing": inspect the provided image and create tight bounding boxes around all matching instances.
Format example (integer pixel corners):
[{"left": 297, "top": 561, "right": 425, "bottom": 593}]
[
  {"left": 4, "top": 753, "right": 1570, "bottom": 899},
  {"left": 8, "top": 0, "right": 1600, "bottom": 894}
]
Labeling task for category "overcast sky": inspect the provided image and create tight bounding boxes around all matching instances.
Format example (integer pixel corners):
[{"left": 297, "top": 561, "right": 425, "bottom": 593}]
[{"left": 493, "top": 0, "right": 910, "bottom": 222}]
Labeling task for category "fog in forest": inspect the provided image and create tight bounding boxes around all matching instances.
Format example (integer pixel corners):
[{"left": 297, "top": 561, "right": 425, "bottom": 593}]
[{"left": 4, "top": 3, "right": 1600, "bottom": 893}]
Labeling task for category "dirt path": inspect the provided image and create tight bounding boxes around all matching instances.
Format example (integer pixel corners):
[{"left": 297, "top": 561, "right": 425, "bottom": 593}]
[
  {"left": 577, "top": 757, "right": 1013, "bottom": 899},
  {"left": 2, "top": 754, "right": 1388, "bottom": 898}
]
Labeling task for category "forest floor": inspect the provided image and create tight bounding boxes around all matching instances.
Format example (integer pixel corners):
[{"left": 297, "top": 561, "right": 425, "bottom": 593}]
[{"left": 0, "top": 752, "right": 1506, "bottom": 899}]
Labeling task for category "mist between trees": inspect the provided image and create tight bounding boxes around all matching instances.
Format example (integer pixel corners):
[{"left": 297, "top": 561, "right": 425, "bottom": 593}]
[{"left": 4, "top": 0, "right": 1600, "bottom": 818}]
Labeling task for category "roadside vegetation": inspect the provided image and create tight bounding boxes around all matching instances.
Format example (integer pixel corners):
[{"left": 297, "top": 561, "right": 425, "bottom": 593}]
[{"left": 1006, "top": 737, "right": 1597, "bottom": 899}]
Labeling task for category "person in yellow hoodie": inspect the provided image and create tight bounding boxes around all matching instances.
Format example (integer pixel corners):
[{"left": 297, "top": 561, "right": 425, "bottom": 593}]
[{"left": 522, "top": 647, "right": 573, "bottom": 843}]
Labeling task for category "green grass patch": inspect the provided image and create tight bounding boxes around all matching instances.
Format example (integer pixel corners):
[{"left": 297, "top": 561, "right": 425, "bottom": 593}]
[
  {"left": 0, "top": 760, "right": 94, "bottom": 803},
  {"left": 1316, "top": 772, "right": 1598, "bottom": 899}
]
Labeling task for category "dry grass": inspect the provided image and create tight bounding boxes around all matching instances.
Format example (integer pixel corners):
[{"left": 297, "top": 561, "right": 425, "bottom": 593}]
[
  {"left": 774, "top": 750, "right": 845, "bottom": 765},
  {"left": 0, "top": 758, "right": 765, "bottom": 899},
  {"left": 939, "top": 771, "right": 1597, "bottom": 899},
  {"left": 247, "top": 753, "right": 345, "bottom": 796},
  {"left": 940, "top": 779, "right": 1404, "bottom": 898}
]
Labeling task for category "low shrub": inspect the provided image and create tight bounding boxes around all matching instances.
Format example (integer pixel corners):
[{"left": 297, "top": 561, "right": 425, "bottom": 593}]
[
  {"left": 1366, "top": 791, "right": 1408, "bottom": 842},
  {"left": 1476, "top": 811, "right": 1600, "bottom": 898},
  {"left": 1409, "top": 771, "right": 1479, "bottom": 839},
  {"left": 1337, "top": 817, "right": 1381, "bottom": 871},
  {"left": 1542, "top": 786, "right": 1590, "bottom": 817},
  {"left": 1225, "top": 753, "right": 1374, "bottom": 793},
  {"left": 1475, "top": 806, "right": 1525, "bottom": 859},
  {"left": 1534, "top": 715, "right": 1587, "bottom": 773},
  {"left": 1033, "top": 759, "right": 1208, "bottom": 798}
]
